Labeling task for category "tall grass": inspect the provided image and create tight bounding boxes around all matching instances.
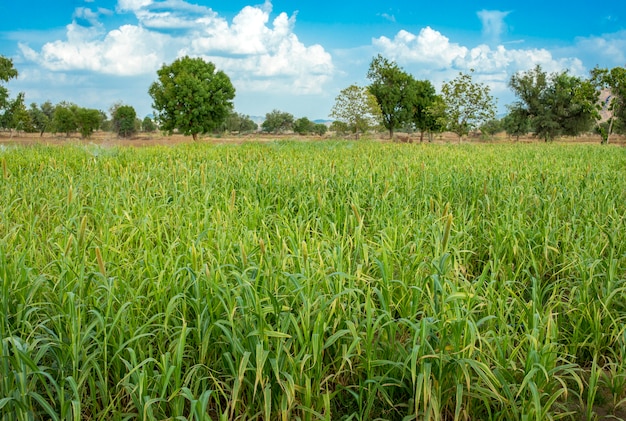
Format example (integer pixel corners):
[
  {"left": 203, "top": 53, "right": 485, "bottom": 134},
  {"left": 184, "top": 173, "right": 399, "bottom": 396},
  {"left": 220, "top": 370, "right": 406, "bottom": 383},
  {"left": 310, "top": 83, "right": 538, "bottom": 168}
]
[{"left": 1, "top": 141, "right": 625, "bottom": 420}]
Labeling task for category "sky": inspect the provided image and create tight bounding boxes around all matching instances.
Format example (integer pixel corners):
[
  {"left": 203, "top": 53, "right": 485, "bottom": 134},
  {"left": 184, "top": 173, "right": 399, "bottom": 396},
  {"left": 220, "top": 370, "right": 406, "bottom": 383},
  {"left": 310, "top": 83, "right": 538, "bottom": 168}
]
[{"left": 0, "top": 0, "right": 624, "bottom": 120}]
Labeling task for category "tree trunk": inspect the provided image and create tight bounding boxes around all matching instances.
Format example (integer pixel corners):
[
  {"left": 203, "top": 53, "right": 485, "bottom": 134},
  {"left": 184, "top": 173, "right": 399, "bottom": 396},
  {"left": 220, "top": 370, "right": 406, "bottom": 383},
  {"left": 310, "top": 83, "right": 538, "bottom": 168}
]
[
  {"left": 389, "top": 128, "right": 394, "bottom": 141},
  {"left": 420, "top": 131, "right": 424, "bottom": 143},
  {"left": 192, "top": 133, "right": 198, "bottom": 141}
]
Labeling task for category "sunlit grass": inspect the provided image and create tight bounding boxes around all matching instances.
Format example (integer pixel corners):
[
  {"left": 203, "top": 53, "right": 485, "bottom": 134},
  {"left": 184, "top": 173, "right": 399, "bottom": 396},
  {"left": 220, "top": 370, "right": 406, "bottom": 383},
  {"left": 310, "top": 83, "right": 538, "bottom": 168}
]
[{"left": 1, "top": 141, "right": 625, "bottom": 420}]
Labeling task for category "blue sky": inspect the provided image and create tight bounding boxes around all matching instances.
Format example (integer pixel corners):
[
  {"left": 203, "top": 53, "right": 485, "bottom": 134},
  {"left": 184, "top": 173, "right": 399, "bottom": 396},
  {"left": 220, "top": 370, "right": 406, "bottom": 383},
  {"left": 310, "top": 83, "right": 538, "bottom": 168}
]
[{"left": 1, "top": 0, "right": 624, "bottom": 120}]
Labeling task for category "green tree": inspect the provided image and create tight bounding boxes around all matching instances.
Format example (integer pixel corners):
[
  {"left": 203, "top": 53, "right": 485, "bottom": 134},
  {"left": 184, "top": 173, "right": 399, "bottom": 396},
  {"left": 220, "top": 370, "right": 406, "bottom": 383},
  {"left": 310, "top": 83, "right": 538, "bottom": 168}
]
[
  {"left": 441, "top": 70, "right": 497, "bottom": 141},
  {"left": 52, "top": 103, "right": 78, "bottom": 137},
  {"left": 330, "top": 84, "right": 381, "bottom": 139},
  {"left": 367, "top": 55, "right": 414, "bottom": 138},
  {"left": 142, "top": 116, "right": 157, "bottom": 132},
  {"left": 261, "top": 110, "right": 294, "bottom": 133},
  {"left": 330, "top": 120, "right": 349, "bottom": 135},
  {"left": 76, "top": 107, "right": 102, "bottom": 138},
  {"left": 1, "top": 93, "right": 32, "bottom": 135},
  {"left": 591, "top": 66, "right": 626, "bottom": 144},
  {"left": 28, "top": 101, "right": 54, "bottom": 137},
  {"left": 0, "top": 55, "right": 18, "bottom": 112},
  {"left": 480, "top": 118, "right": 503, "bottom": 139},
  {"left": 223, "top": 112, "right": 257, "bottom": 133},
  {"left": 407, "top": 79, "right": 438, "bottom": 142},
  {"left": 111, "top": 104, "right": 137, "bottom": 138},
  {"left": 312, "top": 123, "right": 327, "bottom": 136},
  {"left": 149, "top": 56, "right": 235, "bottom": 140},
  {"left": 509, "top": 65, "right": 598, "bottom": 142},
  {"left": 501, "top": 107, "right": 530, "bottom": 141},
  {"left": 293, "top": 117, "right": 315, "bottom": 135}
]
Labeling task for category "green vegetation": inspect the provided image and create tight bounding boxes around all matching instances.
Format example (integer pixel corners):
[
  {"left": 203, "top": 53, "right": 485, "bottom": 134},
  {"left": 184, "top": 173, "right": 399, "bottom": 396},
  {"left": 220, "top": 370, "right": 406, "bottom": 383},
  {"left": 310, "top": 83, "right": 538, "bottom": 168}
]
[
  {"left": 1, "top": 141, "right": 625, "bottom": 420},
  {"left": 149, "top": 56, "right": 235, "bottom": 140}
]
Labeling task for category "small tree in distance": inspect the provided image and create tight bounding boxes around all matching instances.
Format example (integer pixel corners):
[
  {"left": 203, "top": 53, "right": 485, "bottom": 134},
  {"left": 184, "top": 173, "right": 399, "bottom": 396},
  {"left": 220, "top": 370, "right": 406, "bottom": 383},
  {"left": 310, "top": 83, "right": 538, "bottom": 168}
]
[
  {"left": 441, "top": 70, "right": 497, "bottom": 142},
  {"left": 111, "top": 104, "right": 137, "bottom": 138},
  {"left": 142, "top": 116, "right": 157, "bottom": 133},
  {"left": 261, "top": 110, "right": 294, "bottom": 133},
  {"left": 330, "top": 84, "right": 381, "bottom": 139}
]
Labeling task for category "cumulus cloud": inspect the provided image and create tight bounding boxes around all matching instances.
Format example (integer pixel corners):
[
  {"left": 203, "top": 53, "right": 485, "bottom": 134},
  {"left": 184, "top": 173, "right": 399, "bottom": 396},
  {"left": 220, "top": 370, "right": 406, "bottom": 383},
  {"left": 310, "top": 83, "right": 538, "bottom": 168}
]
[
  {"left": 372, "top": 27, "right": 585, "bottom": 97},
  {"left": 571, "top": 30, "right": 626, "bottom": 67},
  {"left": 19, "top": 0, "right": 334, "bottom": 94}
]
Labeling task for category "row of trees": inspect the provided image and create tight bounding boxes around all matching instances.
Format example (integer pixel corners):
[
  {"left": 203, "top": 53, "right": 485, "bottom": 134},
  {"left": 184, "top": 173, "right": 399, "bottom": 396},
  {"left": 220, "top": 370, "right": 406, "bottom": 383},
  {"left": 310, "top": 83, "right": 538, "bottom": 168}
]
[
  {"left": 2, "top": 53, "right": 625, "bottom": 143},
  {"left": 329, "top": 55, "right": 626, "bottom": 144}
]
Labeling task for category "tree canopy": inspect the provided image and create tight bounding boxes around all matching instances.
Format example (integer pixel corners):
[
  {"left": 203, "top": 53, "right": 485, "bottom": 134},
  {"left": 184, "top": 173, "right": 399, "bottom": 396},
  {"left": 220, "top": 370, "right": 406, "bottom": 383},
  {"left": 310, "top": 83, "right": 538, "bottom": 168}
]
[
  {"left": 367, "top": 55, "right": 415, "bottom": 138},
  {"left": 112, "top": 104, "right": 138, "bottom": 138},
  {"left": 508, "top": 65, "right": 598, "bottom": 142},
  {"left": 330, "top": 84, "right": 381, "bottom": 139},
  {"left": 149, "top": 56, "right": 235, "bottom": 140},
  {"left": 441, "top": 70, "right": 497, "bottom": 141},
  {"left": 261, "top": 110, "right": 294, "bottom": 133}
]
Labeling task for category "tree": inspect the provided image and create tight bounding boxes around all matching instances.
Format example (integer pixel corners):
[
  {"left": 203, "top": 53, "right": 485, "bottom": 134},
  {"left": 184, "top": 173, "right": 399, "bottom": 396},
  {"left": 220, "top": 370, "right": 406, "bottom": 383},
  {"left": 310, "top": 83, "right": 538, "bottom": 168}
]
[
  {"left": 502, "top": 107, "right": 530, "bottom": 141},
  {"left": 1, "top": 93, "right": 32, "bottom": 135},
  {"left": 28, "top": 101, "right": 54, "bottom": 137},
  {"left": 52, "top": 102, "right": 78, "bottom": 137},
  {"left": 312, "top": 123, "right": 327, "bottom": 136},
  {"left": 142, "top": 116, "right": 157, "bottom": 132},
  {"left": 149, "top": 56, "right": 235, "bottom": 140},
  {"left": 591, "top": 66, "right": 626, "bottom": 144},
  {"left": 441, "top": 70, "right": 497, "bottom": 141},
  {"left": 330, "top": 120, "right": 349, "bottom": 135},
  {"left": 111, "top": 104, "right": 137, "bottom": 138},
  {"left": 330, "top": 84, "right": 381, "bottom": 139},
  {"left": 0, "top": 56, "right": 18, "bottom": 112},
  {"left": 293, "top": 117, "right": 315, "bottom": 135},
  {"left": 223, "top": 112, "right": 257, "bottom": 133},
  {"left": 406, "top": 79, "right": 438, "bottom": 142},
  {"left": 76, "top": 107, "right": 103, "bottom": 138},
  {"left": 261, "top": 110, "right": 294, "bottom": 133},
  {"left": 480, "top": 118, "right": 503, "bottom": 140},
  {"left": 509, "top": 65, "right": 598, "bottom": 142},
  {"left": 367, "top": 55, "right": 417, "bottom": 138}
]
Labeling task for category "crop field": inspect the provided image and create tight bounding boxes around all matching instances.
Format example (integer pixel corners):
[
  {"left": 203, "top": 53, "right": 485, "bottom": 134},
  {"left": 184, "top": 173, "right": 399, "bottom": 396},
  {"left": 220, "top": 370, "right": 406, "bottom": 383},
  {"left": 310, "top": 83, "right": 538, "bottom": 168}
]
[{"left": 1, "top": 141, "right": 626, "bottom": 420}]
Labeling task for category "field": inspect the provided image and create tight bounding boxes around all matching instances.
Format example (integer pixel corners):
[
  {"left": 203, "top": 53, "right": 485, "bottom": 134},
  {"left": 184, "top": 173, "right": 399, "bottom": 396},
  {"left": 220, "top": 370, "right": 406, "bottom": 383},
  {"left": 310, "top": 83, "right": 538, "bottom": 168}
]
[{"left": 1, "top": 139, "right": 626, "bottom": 420}]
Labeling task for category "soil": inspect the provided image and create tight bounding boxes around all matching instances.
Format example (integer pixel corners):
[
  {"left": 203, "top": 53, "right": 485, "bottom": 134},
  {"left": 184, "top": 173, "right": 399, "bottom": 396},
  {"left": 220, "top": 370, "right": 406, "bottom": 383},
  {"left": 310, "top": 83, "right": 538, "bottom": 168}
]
[{"left": 1, "top": 131, "right": 624, "bottom": 147}]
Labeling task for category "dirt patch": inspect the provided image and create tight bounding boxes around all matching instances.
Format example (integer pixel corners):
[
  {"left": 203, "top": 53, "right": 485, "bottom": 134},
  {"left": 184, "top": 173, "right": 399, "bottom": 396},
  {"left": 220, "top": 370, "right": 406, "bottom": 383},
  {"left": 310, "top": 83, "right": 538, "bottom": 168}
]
[{"left": 1, "top": 131, "right": 624, "bottom": 147}]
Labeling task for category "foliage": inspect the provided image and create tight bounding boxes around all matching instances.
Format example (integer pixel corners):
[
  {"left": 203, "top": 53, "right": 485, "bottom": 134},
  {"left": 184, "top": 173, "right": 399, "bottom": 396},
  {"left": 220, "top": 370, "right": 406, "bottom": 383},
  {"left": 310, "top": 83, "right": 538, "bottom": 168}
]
[
  {"left": 407, "top": 78, "right": 439, "bottom": 141},
  {"left": 261, "top": 109, "right": 294, "bottom": 133},
  {"left": 1, "top": 142, "right": 625, "bottom": 419},
  {"left": 330, "top": 120, "right": 349, "bottom": 135},
  {"left": 0, "top": 93, "right": 32, "bottom": 133},
  {"left": 0, "top": 55, "right": 19, "bottom": 111},
  {"left": 329, "top": 84, "right": 382, "bottom": 139},
  {"left": 52, "top": 102, "right": 78, "bottom": 137},
  {"left": 480, "top": 118, "right": 503, "bottom": 139},
  {"left": 312, "top": 123, "right": 327, "bottom": 136},
  {"left": 142, "top": 116, "right": 157, "bottom": 132},
  {"left": 75, "top": 107, "right": 103, "bottom": 138},
  {"left": 223, "top": 112, "right": 258, "bottom": 133},
  {"left": 111, "top": 104, "right": 137, "bottom": 138},
  {"left": 591, "top": 66, "right": 626, "bottom": 144},
  {"left": 367, "top": 54, "right": 415, "bottom": 138},
  {"left": 502, "top": 106, "right": 531, "bottom": 141},
  {"left": 293, "top": 117, "right": 314, "bottom": 135},
  {"left": 28, "top": 101, "right": 54, "bottom": 136},
  {"left": 509, "top": 65, "right": 599, "bottom": 142},
  {"left": 441, "top": 70, "right": 497, "bottom": 140},
  {"left": 149, "top": 56, "right": 235, "bottom": 140}
]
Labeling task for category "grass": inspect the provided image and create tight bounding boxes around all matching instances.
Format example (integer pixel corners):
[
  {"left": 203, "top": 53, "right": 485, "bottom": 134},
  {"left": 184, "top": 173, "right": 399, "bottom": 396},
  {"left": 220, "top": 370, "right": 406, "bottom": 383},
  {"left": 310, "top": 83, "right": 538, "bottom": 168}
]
[{"left": 1, "top": 140, "right": 625, "bottom": 420}]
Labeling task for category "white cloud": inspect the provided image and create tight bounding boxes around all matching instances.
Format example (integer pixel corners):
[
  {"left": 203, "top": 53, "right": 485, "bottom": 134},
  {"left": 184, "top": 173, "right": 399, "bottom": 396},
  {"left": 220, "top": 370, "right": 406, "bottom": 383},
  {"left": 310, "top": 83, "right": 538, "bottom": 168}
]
[
  {"left": 477, "top": 10, "right": 510, "bottom": 44},
  {"left": 373, "top": 27, "right": 585, "bottom": 90},
  {"left": 19, "top": 0, "right": 334, "bottom": 94},
  {"left": 373, "top": 27, "right": 468, "bottom": 69},
  {"left": 571, "top": 31, "right": 626, "bottom": 67}
]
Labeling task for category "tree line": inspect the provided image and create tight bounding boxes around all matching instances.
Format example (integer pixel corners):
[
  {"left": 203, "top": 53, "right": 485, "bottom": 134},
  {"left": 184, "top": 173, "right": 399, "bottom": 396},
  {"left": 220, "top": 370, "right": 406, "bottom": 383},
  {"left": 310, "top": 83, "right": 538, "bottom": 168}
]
[{"left": 1, "top": 54, "right": 625, "bottom": 143}]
